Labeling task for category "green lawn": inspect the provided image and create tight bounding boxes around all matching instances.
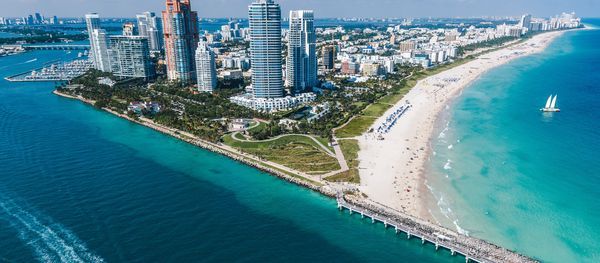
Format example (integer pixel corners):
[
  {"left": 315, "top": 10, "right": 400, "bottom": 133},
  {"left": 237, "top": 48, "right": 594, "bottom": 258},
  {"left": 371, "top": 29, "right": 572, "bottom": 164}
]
[
  {"left": 223, "top": 134, "right": 340, "bottom": 174},
  {"left": 335, "top": 116, "right": 377, "bottom": 139},
  {"left": 232, "top": 132, "right": 247, "bottom": 140},
  {"left": 247, "top": 121, "right": 267, "bottom": 132},
  {"left": 362, "top": 102, "right": 392, "bottom": 117}
]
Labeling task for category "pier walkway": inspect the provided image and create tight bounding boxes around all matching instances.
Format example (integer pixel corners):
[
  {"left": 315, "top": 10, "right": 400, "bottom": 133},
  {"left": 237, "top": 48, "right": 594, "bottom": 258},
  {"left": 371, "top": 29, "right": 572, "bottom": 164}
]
[{"left": 337, "top": 195, "right": 537, "bottom": 263}]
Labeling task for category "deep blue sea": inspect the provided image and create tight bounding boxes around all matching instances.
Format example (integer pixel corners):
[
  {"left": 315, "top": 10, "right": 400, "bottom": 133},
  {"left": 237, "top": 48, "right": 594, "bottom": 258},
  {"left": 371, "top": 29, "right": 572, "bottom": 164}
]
[
  {"left": 427, "top": 20, "right": 600, "bottom": 262},
  {"left": 0, "top": 51, "right": 463, "bottom": 261}
]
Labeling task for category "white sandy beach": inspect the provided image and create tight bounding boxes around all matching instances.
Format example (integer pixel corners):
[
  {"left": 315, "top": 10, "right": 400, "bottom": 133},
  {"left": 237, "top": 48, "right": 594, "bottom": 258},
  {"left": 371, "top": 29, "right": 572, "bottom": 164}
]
[{"left": 357, "top": 30, "right": 567, "bottom": 219}]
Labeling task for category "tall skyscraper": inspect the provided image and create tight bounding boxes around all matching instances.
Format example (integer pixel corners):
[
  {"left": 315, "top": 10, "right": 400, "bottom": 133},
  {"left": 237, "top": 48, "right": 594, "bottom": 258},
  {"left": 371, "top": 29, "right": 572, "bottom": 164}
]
[
  {"left": 162, "top": 0, "right": 200, "bottom": 84},
  {"left": 90, "top": 29, "right": 112, "bottom": 72},
  {"left": 108, "top": 36, "right": 154, "bottom": 79},
  {"left": 195, "top": 41, "right": 217, "bottom": 93},
  {"left": 286, "top": 10, "right": 317, "bottom": 93},
  {"left": 34, "top": 13, "right": 43, "bottom": 24},
  {"left": 322, "top": 45, "right": 335, "bottom": 70},
  {"left": 520, "top": 14, "right": 532, "bottom": 30},
  {"left": 27, "top": 15, "right": 34, "bottom": 25},
  {"left": 248, "top": 0, "right": 283, "bottom": 99},
  {"left": 137, "top": 12, "right": 164, "bottom": 53},
  {"left": 86, "top": 14, "right": 111, "bottom": 72}
]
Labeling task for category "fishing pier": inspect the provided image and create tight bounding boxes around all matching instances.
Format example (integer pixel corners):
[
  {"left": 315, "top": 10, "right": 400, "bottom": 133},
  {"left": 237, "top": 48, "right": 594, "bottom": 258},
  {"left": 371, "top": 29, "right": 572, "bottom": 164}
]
[{"left": 336, "top": 195, "right": 537, "bottom": 263}]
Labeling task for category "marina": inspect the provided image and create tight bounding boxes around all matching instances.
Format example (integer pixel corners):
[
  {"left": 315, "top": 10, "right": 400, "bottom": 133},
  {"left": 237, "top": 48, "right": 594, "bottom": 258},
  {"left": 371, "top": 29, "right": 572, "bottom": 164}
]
[{"left": 4, "top": 58, "right": 93, "bottom": 82}]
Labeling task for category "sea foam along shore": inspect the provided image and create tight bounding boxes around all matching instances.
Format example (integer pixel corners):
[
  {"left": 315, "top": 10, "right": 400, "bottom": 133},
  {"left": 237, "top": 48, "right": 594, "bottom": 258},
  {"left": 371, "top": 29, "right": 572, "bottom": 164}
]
[{"left": 357, "top": 30, "right": 569, "bottom": 222}]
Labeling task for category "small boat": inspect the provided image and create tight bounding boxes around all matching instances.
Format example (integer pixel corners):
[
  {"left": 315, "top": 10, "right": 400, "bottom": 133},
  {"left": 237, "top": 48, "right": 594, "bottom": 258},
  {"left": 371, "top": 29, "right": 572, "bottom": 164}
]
[{"left": 541, "top": 95, "right": 560, "bottom": 112}]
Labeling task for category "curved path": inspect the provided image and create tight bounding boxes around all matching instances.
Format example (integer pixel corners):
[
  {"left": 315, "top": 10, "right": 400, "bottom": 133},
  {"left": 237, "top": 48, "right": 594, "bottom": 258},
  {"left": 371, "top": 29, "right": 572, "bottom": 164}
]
[{"left": 230, "top": 132, "right": 335, "bottom": 157}]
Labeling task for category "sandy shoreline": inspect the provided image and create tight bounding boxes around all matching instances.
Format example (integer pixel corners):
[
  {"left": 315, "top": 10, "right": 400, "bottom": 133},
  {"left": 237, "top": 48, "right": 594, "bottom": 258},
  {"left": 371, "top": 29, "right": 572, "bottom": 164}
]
[{"left": 357, "top": 30, "right": 569, "bottom": 221}]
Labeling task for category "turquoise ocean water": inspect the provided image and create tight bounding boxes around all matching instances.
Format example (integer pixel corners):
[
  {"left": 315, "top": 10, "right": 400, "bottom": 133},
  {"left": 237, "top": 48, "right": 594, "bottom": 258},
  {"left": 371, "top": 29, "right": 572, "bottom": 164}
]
[
  {"left": 426, "top": 20, "right": 600, "bottom": 262},
  {"left": 0, "top": 47, "right": 462, "bottom": 261}
]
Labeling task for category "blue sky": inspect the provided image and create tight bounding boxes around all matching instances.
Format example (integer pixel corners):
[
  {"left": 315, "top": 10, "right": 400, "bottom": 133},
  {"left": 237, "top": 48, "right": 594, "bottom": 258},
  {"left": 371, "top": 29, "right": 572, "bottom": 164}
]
[{"left": 2, "top": 0, "right": 598, "bottom": 18}]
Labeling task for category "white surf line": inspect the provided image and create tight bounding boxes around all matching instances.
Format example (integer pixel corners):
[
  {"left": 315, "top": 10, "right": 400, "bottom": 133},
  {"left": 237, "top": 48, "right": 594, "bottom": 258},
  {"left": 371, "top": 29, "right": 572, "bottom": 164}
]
[{"left": 0, "top": 196, "right": 104, "bottom": 263}]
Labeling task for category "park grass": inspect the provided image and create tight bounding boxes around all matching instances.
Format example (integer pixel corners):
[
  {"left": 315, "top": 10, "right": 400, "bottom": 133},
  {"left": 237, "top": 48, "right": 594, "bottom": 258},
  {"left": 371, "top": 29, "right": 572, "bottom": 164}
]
[
  {"left": 326, "top": 139, "right": 360, "bottom": 183},
  {"left": 247, "top": 121, "right": 267, "bottom": 132},
  {"left": 232, "top": 132, "right": 246, "bottom": 140},
  {"left": 335, "top": 116, "right": 377, "bottom": 139},
  {"left": 362, "top": 102, "right": 392, "bottom": 117},
  {"left": 222, "top": 134, "right": 340, "bottom": 174},
  {"left": 313, "top": 136, "right": 335, "bottom": 152}
]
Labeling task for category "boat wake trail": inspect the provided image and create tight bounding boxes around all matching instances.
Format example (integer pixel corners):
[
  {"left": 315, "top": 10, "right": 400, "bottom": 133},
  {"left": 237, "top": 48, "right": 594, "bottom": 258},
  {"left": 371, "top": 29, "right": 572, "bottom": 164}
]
[
  {"left": 0, "top": 195, "right": 104, "bottom": 263},
  {"left": 24, "top": 58, "right": 38, "bottom": 64}
]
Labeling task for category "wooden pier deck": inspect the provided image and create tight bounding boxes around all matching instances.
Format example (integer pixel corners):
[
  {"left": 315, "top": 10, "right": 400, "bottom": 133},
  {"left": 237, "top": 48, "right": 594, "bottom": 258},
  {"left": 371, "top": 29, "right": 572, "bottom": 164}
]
[{"left": 337, "top": 195, "right": 537, "bottom": 263}]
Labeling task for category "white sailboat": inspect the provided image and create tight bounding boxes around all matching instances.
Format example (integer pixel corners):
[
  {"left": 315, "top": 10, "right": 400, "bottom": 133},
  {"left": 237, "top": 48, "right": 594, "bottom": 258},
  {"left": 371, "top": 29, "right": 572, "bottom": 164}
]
[{"left": 541, "top": 95, "right": 560, "bottom": 112}]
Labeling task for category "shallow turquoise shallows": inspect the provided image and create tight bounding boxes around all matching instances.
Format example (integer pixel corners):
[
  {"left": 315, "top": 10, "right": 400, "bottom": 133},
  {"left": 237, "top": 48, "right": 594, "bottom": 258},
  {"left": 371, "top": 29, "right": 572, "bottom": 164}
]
[
  {"left": 0, "top": 50, "right": 463, "bottom": 261},
  {"left": 427, "top": 20, "right": 600, "bottom": 262}
]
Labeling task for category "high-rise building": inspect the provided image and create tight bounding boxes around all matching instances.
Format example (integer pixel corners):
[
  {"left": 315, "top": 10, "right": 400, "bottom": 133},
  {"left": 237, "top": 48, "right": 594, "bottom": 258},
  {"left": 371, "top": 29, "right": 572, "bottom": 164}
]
[
  {"left": 520, "top": 14, "right": 532, "bottom": 31},
  {"left": 162, "top": 0, "right": 200, "bottom": 84},
  {"left": 195, "top": 41, "right": 217, "bottom": 93},
  {"left": 249, "top": 0, "right": 283, "bottom": 99},
  {"left": 49, "top": 16, "right": 58, "bottom": 25},
  {"left": 285, "top": 10, "right": 317, "bottom": 93},
  {"left": 137, "top": 12, "right": 163, "bottom": 52},
  {"left": 322, "top": 45, "right": 335, "bottom": 70},
  {"left": 122, "top": 22, "right": 137, "bottom": 36},
  {"left": 399, "top": 41, "right": 417, "bottom": 52},
  {"left": 34, "top": 13, "right": 43, "bottom": 24},
  {"left": 86, "top": 14, "right": 111, "bottom": 72},
  {"left": 108, "top": 36, "right": 154, "bottom": 79},
  {"left": 90, "top": 29, "right": 112, "bottom": 72}
]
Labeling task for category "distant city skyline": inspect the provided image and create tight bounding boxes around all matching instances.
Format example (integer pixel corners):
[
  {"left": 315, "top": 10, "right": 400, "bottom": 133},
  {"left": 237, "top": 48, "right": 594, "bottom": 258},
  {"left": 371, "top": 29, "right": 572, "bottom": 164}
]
[{"left": 2, "top": 0, "right": 598, "bottom": 18}]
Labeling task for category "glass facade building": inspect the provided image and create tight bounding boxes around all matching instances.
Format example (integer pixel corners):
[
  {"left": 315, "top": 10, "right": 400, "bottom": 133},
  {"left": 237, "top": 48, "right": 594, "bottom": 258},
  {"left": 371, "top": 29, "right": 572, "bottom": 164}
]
[
  {"left": 137, "top": 12, "right": 164, "bottom": 53},
  {"left": 248, "top": 0, "right": 283, "bottom": 99},
  {"left": 108, "top": 36, "right": 155, "bottom": 79},
  {"left": 286, "top": 10, "right": 317, "bottom": 94}
]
